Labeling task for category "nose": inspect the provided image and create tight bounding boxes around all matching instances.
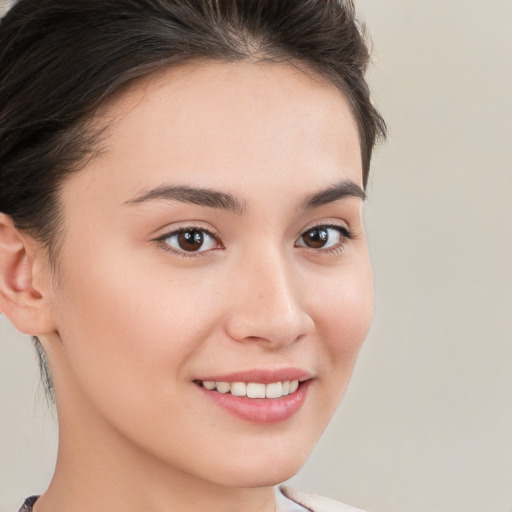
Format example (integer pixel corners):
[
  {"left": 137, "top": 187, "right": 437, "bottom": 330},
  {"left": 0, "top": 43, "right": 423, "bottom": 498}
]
[{"left": 224, "top": 249, "right": 314, "bottom": 348}]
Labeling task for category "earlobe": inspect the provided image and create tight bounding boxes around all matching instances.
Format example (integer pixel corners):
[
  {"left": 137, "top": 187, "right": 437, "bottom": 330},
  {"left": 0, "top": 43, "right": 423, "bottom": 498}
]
[{"left": 0, "top": 213, "right": 55, "bottom": 335}]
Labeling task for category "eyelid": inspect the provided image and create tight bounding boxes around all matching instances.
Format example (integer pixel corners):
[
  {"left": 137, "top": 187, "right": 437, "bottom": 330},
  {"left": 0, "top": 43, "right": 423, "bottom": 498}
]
[
  {"left": 295, "top": 222, "right": 355, "bottom": 253},
  {"left": 299, "top": 219, "right": 354, "bottom": 238},
  {"left": 152, "top": 219, "right": 218, "bottom": 238},
  {"left": 153, "top": 224, "right": 223, "bottom": 257},
  {"left": 151, "top": 219, "right": 354, "bottom": 258}
]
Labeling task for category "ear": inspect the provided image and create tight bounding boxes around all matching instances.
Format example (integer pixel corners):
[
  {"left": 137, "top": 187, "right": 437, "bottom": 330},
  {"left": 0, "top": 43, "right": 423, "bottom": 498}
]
[{"left": 0, "top": 213, "right": 56, "bottom": 336}]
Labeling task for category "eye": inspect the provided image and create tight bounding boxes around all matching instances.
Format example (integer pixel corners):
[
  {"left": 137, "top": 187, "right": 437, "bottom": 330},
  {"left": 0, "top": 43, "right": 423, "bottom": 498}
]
[
  {"left": 295, "top": 224, "right": 352, "bottom": 251},
  {"left": 157, "top": 227, "right": 222, "bottom": 255}
]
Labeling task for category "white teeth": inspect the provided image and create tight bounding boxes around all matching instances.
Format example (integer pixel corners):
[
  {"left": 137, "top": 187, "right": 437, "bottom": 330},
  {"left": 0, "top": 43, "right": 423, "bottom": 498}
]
[
  {"left": 265, "top": 382, "right": 283, "bottom": 399},
  {"left": 247, "top": 382, "right": 266, "bottom": 398},
  {"left": 216, "top": 381, "right": 231, "bottom": 393},
  {"left": 201, "top": 380, "right": 302, "bottom": 398},
  {"left": 230, "top": 382, "right": 247, "bottom": 396}
]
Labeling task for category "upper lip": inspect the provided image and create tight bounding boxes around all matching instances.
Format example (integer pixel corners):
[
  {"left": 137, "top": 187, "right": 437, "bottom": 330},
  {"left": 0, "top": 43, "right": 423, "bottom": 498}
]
[{"left": 196, "top": 368, "right": 313, "bottom": 384}]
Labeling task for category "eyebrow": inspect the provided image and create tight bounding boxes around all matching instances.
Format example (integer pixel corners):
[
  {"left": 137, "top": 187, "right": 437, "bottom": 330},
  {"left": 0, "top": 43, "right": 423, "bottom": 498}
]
[
  {"left": 125, "top": 184, "right": 247, "bottom": 215},
  {"left": 124, "top": 179, "right": 365, "bottom": 214},
  {"left": 299, "top": 180, "right": 366, "bottom": 208}
]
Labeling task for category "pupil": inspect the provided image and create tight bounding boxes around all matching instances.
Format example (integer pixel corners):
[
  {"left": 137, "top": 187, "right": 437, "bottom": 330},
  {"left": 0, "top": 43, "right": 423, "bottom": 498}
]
[
  {"left": 178, "top": 230, "right": 204, "bottom": 251},
  {"left": 305, "top": 228, "right": 328, "bottom": 248}
]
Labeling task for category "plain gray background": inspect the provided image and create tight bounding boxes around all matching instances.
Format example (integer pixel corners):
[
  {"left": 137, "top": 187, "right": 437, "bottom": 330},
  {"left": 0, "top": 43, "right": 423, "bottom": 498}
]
[{"left": 1, "top": 1, "right": 511, "bottom": 511}]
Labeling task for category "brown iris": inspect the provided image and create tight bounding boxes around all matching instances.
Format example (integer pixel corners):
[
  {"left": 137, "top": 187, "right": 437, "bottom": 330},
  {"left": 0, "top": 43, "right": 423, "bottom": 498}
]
[
  {"left": 301, "top": 227, "right": 329, "bottom": 248},
  {"left": 177, "top": 230, "right": 205, "bottom": 251}
]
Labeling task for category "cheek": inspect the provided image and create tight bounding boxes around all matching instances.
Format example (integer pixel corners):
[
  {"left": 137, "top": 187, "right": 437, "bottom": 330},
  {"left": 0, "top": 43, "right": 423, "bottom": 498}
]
[
  {"left": 309, "top": 255, "right": 373, "bottom": 376},
  {"left": 52, "top": 243, "right": 219, "bottom": 414}
]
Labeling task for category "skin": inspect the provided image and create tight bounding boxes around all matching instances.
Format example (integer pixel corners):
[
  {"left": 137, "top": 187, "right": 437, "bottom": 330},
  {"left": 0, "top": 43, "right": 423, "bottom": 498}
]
[{"left": 0, "top": 61, "right": 373, "bottom": 512}]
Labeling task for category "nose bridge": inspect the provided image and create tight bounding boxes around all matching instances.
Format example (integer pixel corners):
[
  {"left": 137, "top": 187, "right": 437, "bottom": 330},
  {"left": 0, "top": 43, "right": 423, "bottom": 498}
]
[{"left": 225, "top": 245, "right": 312, "bottom": 346}]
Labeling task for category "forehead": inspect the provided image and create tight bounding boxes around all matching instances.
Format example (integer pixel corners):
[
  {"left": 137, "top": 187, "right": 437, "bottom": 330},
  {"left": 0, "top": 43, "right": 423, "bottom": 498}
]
[{"left": 67, "top": 61, "right": 362, "bottom": 208}]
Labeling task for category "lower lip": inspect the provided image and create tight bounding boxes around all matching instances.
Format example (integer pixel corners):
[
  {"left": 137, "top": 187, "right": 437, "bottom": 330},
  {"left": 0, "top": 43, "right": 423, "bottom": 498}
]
[{"left": 196, "top": 380, "right": 312, "bottom": 424}]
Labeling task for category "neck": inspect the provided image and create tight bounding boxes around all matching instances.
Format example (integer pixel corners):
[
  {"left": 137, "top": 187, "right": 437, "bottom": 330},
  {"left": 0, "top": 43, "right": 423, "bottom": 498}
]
[
  {"left": 34, "top": 371, "right": 276, "bottom": 512},
  {"left": 36, "top": 424, "right": 276, "bottom": 512}
]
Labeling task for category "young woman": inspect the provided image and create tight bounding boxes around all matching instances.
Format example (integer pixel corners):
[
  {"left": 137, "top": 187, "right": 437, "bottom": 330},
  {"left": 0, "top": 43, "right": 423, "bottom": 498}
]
[{"left": 0, "top": 1, "right": 386, "bottom": 511}]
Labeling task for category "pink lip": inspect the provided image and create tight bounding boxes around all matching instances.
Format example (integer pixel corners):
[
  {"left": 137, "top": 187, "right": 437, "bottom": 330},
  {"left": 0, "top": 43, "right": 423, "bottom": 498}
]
[
  {"left": 194, "top": 368, "right": 313, "bottom": 424},
  {"left": 197, "top": 368, "right": 313, "bottom": 384}
]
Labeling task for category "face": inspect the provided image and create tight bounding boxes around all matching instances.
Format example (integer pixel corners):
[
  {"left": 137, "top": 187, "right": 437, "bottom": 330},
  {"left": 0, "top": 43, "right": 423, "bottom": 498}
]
[{"left": 41, "top": 61, "right": 373, "bottom": 487}]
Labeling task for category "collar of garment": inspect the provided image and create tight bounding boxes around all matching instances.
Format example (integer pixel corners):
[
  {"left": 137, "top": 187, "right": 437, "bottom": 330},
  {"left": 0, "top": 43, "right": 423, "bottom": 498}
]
[{"left": 17, "top": 487, "right": 364, "bottom": 512}]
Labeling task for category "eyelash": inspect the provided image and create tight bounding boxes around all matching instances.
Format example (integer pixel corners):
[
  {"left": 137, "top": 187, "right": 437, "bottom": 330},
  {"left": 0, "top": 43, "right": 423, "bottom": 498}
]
[
  {"left": 154, "top": 223, "right": 354, "bottom": 258},
  {"left": 297, "top": 223, "right": 354, "bottom": 255},
  {"left": 154, "top": 225, "right": 223, "bottom": 258}
]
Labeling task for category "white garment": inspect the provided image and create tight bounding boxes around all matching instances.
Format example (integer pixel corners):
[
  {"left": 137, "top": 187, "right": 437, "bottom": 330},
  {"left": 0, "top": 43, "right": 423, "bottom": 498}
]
[
  {"left": 276, "top": 486, "right": 366, "bottom": 512},
  {"left": 18, "top": 487, "right": 364, "bottom": 512}
]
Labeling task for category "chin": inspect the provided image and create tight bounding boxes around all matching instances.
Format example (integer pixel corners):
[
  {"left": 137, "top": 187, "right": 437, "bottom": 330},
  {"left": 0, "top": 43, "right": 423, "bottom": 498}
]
[
  {"left": 201, "top": 440, "right": 315, "bottom": 489},
  {"left": 219, "top": 462, "right": 305, "bottom": 489}
]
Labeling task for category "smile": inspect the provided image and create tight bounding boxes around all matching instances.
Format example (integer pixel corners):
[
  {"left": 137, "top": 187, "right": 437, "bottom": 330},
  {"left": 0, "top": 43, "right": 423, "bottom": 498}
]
[
  {"left": 198, "top": 380, "right": 300, "bottom": 399},
  {"left": 194, "top": 370, "right": 313, "bottom": 424}
]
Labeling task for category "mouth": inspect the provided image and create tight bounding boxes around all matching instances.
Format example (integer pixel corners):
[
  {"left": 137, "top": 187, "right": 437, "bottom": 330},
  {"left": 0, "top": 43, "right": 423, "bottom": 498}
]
[
  {"left": 193, "top": 369, "right": 313, "bottom": 424},
  {"left": 195, "top": 379, "right": 300, "bottom": 399}
]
